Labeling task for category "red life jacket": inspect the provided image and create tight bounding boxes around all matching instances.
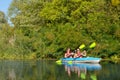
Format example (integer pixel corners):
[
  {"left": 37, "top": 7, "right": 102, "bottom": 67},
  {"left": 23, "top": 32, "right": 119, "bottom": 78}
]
[
  {"left": 66, "top": 53, "right": 71, "bottom": 57},
  {"left": 77, "top": 52, "right": 82, "bottom": 57}
]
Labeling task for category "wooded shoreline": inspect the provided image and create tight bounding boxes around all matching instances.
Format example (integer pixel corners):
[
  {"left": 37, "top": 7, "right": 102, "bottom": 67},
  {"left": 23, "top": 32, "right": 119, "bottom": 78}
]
[{"left": 0, "top": 0, "right": 120, "bottom": 60}]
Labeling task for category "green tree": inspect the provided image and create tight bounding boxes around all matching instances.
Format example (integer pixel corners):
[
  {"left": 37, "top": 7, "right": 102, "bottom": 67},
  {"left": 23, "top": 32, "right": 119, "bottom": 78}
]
[
  {"left": 0, "top": 11, "right": 7, "bottom": 27},
  {"left": 0, "top": 11, "right": 7, "bottom": 23}
]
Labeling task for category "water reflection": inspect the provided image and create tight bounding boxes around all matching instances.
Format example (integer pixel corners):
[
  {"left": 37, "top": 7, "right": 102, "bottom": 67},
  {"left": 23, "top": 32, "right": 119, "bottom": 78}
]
[
  {"left": 63, "top": 62, "right": 101, "bottom": 79},
  {"left": 7, "top": 69, "right": 16, "bottom": 80},
  {"left": 0, "top": 60, "right": 120, "bottom": 80}
]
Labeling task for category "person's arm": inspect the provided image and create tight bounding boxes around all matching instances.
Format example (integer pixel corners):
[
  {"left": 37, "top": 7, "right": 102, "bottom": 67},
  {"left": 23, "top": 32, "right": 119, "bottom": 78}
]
[{"left": 82, "top": 50, "right": 87, "bottom": 56}]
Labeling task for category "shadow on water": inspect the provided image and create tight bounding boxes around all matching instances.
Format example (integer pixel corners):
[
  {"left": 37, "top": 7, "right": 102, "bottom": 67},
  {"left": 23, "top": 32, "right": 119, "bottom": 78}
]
[{"left": 0, "top": 60, "right": 120, "bottom": 80}]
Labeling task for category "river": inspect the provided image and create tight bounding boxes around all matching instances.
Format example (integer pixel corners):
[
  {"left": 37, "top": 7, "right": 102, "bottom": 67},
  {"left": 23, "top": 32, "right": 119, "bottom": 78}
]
[{"left": 0, "top": 60, "right": 120, "bottom": 80}]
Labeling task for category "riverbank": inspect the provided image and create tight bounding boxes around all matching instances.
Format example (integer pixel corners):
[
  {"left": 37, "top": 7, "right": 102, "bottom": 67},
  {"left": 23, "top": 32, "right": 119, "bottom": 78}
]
[
  {"left": 0, "top": 55, "right": 120, "bottom": 64},
  {"left": 101, "top": 58, "right": 120, "bottom": 64}
]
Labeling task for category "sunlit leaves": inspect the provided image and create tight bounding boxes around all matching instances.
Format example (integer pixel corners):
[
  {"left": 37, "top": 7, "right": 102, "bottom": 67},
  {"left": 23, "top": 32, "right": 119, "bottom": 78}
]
[
  {"left": 111, "top": 0, "right": 120, "bottom": 6},
  {"left": 8, "top": 0, "right": 44, "bottom": 27},
  {"left": 40, "top": 4, "right": 61, "bottom": 21}
]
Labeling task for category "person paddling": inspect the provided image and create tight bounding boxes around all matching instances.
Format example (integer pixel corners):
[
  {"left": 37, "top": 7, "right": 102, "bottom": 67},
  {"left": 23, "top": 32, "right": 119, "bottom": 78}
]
[
  {"left": 74, "top": 49, "right": 83, "bottom": 58},
  {"left": 64, "top": 48, "right": 72, "bottom": 58}
]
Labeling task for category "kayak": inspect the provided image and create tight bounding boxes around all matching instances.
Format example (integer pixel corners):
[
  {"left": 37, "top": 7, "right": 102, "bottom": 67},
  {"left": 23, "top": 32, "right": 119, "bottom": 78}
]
[{"left": 60, "top": 57, "right": 101, "bottom": 63}]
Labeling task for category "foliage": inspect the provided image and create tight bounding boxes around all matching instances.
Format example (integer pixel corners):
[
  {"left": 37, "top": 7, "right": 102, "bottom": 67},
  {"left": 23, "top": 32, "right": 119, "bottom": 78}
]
[
  {"left": 0, "top": 0, "right": 119, "bottom": 59},
  {"left": 0, "top": 11, "right": 7, "bottom": 24}
]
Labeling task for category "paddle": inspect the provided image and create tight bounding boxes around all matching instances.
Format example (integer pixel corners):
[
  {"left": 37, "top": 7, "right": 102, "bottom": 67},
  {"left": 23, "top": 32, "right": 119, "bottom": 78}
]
[
  {"left": 56, "top": 59, "right": 65, "bottom": 65},
  {"left": 86, "top": 42, "right": 96, "bottom": 56},
  {"left": 56, "top": 59, "right": 62, "bottom": 63},
  {"left": 67, "top": 61, "right": 73, "bottom": 64},
  {"left": 56, "top": 58, "right": 73, "bottom": 65}
]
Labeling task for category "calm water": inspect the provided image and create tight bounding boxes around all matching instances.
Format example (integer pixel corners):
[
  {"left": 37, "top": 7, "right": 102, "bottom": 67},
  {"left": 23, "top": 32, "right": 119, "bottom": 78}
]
[{"left": 0, "top": 60, "right": 120, "bottom": 80}]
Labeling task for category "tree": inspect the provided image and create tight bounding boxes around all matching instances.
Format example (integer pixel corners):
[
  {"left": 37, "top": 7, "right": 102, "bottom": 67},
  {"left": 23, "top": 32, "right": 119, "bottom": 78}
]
[
  {"left": 0, "top": 11, "right": 7, "bottom": 27},
  {"left": 8, "top": 0, "right": 46, "bottom": 27}
]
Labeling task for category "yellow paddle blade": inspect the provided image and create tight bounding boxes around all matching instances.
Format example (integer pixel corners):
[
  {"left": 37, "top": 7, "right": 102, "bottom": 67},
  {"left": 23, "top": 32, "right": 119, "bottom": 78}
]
[
  {"left": 56, "top": 60, "right": 62, "bottom": 63},
  {"left": 89, "top": 42, "right": 96, "bottom": 48},
  {"left": 56, "top": 62, "right": 62, "bottom": 65},
  {"left": 68, "top": 61, "right": 73, "bottom": 64},
  {"left": 79, "top": 44, "right": 85, "bottom": 49}
]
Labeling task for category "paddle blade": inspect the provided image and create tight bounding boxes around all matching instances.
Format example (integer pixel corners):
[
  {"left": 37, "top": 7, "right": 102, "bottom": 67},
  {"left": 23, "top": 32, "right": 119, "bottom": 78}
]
[
  {"left": 89, "top": 42, "right": 96, "bottom": 48},
  {"left": 56, "top": 60, "right": 62, "bottom": 63},
  {"left": 67, "top": 61, "right": 73, "bottom": 64},
  {"left": 79, "top": 44, "right": 85, "bottom": 49},
  {"left": 56, "top": 62, "right": 62, "bottom": 65}
]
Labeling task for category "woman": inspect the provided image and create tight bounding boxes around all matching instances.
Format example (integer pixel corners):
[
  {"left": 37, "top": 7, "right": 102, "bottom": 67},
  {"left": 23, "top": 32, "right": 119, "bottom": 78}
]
[
  {"left": 74, "top": 49, "right": 83, "bottom": 58},
  {"left": 64, "top": 48, "right": 72, "bottom": 58}
]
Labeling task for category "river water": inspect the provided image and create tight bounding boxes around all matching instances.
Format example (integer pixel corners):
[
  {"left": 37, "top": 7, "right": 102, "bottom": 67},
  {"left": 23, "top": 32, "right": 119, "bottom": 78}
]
[{"left": 0, "top": 60, "right": 120, "bottom": 80}]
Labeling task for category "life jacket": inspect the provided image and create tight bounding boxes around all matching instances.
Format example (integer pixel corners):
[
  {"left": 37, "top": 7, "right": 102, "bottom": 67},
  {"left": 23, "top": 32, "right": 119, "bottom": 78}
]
[
  {"left": 66, "top": 53, "right": 72, "bottom": 57},
  {"left": 77, "top": 52, "right": 82, "bottom": 57}
]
